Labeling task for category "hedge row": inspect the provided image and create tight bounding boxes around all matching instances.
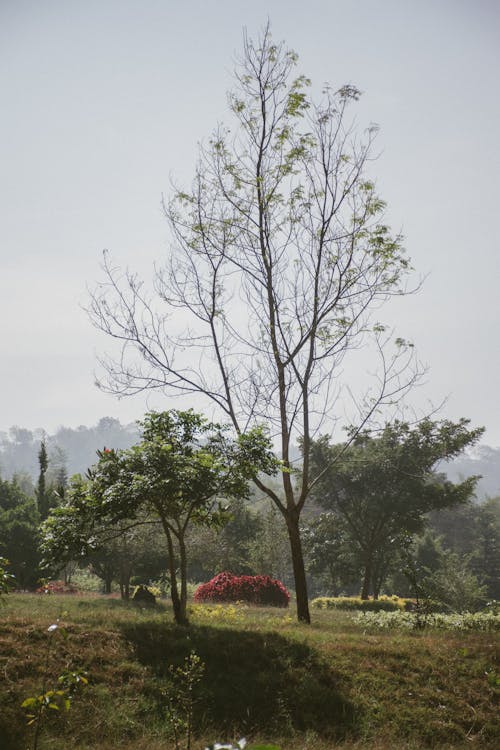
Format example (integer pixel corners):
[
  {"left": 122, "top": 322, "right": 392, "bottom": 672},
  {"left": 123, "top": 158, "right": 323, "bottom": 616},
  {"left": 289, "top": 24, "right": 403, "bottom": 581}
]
[
  {"left": 194, "top": 572, "right": 290, "bottom": 608},
  {"left": 311, "top": 595, "right": 413, "bottom": 612}
]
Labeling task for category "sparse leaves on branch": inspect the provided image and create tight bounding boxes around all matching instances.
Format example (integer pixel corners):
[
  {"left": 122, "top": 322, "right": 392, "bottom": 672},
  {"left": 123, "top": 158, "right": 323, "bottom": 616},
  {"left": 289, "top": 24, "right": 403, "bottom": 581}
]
[{"left": 88, "top": 24, "right": 424, "bottom": 622}]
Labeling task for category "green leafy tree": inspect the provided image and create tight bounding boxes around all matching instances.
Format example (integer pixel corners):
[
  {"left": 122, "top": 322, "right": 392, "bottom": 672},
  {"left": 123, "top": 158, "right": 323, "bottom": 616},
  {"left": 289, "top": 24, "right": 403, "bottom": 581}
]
[
  {"left": 422, "top": 550, "right": 488, "bottom": 613},
  {"left": 0, "top": 477, "right": 41, "bottom": 588},
  {"left": 186, "top": 497, "right": 263, "bottom": 580},
  {"left": 36, "top": 441, "right": 49, "bottom": 521},
  {"left": 43, "top": 411, "right": 276, "bottom": 624},
  {"left": 309, "top": 419, "right": 483, "bottom": 599},
  {"left": 427, "top": 496, "right": 500, "bottom": 600},
  {"left": 302, "top": 512, "right": 360, "bottom": 596},
  {"left": 43, "top": 482, "right": 169, "bottom": 597},
  {"left": 88, "top": 26, "right": 420, "bottom": 622},
  {"left": 248, "top": 503, "right": 292, "bottom": 587},
  {"left": 0, "top": 557, "right": 15, "bottom": 598},
  {"left": 472, "top": 497, "right": 500, "bottom": 599}
]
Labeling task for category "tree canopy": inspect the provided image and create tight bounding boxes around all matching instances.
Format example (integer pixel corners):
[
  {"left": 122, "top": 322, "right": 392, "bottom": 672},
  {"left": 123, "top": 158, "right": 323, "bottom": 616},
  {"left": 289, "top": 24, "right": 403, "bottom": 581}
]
[
  {"left": 43, "top": 410, "right": 277, "bottom": 624},
  {"left": 309, "top": 418, "right": 484, "bottom": 598}
]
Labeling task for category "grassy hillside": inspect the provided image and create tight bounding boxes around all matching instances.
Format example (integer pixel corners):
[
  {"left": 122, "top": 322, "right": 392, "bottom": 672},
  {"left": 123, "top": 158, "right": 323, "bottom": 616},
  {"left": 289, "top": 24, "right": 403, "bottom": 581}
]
[{"left": 0, "top": 595, "right": 498, "bottom": 749}]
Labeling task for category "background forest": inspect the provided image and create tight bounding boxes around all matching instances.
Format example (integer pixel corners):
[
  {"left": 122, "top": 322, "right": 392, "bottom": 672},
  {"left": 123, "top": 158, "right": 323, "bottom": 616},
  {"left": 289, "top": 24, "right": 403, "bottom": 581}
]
[{"left": 1, "top": 416, "right": 498, "bottom": 607}]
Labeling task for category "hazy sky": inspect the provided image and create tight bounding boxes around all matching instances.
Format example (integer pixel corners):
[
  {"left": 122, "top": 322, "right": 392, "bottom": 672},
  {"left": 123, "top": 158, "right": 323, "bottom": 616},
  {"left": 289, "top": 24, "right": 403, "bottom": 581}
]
[{"left": 1, "top": 0, "right": 499, "bottom": 443}]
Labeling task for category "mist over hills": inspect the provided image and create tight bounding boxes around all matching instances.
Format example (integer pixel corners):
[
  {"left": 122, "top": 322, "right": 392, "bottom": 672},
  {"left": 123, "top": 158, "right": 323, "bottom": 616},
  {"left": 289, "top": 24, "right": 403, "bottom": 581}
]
[
  {"left": 441, "top": 446, "right": 500, "bottom": 500},
  {"left": 0, "top": 418, "right": 139, "bottom": 483},
  {"left": 0, "top": 418, "right": 498, "bottom": 500}
]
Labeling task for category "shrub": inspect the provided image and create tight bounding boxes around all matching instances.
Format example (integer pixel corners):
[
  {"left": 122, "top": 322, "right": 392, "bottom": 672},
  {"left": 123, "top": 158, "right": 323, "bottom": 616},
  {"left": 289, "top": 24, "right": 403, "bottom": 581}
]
[
  {"left": 310, "top": 596, "right": 411, "bottom": 612},
  {"left": 35, "top": 580, "right": 80, "bottom": 595},
  {"left": 0, "top": 557, "right": 15, "bottom": 599},
  {"left": 194, "top": 572, "right": 290, "bottom": 608},
  {"left": 353, "top": 610, "right": 500, "bottom": 632}
]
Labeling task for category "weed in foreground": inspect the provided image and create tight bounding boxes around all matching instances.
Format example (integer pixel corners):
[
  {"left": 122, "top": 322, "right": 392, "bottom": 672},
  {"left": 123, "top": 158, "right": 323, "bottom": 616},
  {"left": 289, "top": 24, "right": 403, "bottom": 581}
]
[
  {"left": 162, "top": 650, "right": 205, "bottom": 750},
  {"left": 21, "top": 618, "right": 88, "bottom": 749}
]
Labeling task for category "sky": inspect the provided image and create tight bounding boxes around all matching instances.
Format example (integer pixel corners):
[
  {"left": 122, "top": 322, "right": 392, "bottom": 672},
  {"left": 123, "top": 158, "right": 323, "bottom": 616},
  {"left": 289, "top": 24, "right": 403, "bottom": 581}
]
[{"left": 1, "top": 0, "right": 499, "bottom": 444}]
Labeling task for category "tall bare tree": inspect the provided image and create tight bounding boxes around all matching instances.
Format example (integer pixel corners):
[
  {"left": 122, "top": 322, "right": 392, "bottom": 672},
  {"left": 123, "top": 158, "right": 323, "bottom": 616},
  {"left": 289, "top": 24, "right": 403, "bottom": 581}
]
[{"left": 89, "top": 26, "right": 421, "bottom": 622}]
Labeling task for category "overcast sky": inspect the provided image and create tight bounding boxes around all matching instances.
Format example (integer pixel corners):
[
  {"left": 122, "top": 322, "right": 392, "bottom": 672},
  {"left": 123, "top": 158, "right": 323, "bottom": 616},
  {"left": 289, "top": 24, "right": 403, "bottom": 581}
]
[{"left": 1, "top": 0, "right": 499, "bottom": 444}]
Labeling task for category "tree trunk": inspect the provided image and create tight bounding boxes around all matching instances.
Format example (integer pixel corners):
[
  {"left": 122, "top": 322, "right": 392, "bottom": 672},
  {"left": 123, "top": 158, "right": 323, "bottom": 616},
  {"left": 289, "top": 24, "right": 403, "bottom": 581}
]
[
  {"left": 164, "top": 525, "right": 188, "bottom": 626},
  {"left": 104, "top": 569, "right": 113, "bottom": 594},
  {"left": 179, "top": 533, "right": 188, "bottom": 624},
  {"left": 120, "top": 563, "right": 131, "bottom": 600},
  {"left": 372, "top": 561, "right": 384, "bottom": 600},
  {"left": 285, "top": 514, "right": 311, "bottom": 623},
  {"left": 361, "top": 556, "right": 372, "bottom": 600}
]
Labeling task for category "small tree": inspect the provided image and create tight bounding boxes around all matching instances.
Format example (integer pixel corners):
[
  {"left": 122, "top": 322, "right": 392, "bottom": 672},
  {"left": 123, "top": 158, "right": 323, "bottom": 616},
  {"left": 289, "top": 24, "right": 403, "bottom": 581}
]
[
  {"left": 43, "top": 410, "right": 276, "bottom": 624},
  {"left": 0, "top": 477, "right": 41, "bottom": 589},
  {"left": 309, "top": 418, "right": 483, "bottom": 599},
  {"left": 36, "top": 441, "right": 49, "bottom": 521}
]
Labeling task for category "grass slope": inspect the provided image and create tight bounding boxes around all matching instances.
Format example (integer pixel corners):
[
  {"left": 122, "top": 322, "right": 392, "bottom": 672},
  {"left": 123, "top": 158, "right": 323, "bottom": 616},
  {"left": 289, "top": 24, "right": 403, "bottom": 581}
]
[{"left": 0, "top": 595, "right": 498, "bottom": 749}]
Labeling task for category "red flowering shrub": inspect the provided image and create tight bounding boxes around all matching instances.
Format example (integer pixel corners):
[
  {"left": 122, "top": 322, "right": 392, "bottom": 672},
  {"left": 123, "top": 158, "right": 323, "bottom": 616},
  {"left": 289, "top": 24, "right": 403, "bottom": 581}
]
[
  {"left": 36, "top": 580, "right": 80, "bottom": 595},
  {"left": 194, "top": 572, "right": 290, "bottom": 608}
]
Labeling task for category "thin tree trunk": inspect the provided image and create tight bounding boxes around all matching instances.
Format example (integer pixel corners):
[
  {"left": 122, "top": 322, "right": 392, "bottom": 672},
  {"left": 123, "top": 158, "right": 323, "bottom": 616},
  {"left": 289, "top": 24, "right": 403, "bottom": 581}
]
[
  {"left": 119, "top": 563, "right": 130, "bottom": 600},
  {"left": 104, "top": 572, "right": 112, "bottom": 594},
  {"left": 372, "top": 563, "right": 383, "bottom": 600},
  {"left": 179, "top": 533, "right": 188, "bottom": 624},
  {"left": 286, "top": 514, "right": 311, "bottom": 623},
  {"left": 164, "top": 524, "right": 188, "bottom": 626},
  {"left": 361, "top": 555, "right": 372, "bottom": 600}
]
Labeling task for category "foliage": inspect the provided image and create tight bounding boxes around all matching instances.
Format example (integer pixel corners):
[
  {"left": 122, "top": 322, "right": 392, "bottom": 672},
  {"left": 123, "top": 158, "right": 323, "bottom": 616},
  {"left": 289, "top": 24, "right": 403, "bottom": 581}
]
[
  {"left": 246, "top": 504, "right": 292, "bottom": 587},
  {"left": 309, "top": 418, "right": 483, "bottom": 599},
  {"left": 0, "top": 476, "right": 41, "bottom": 588},
  {"left": 311, "top": 596, "right": 410, "bottom": 612},
  {"left": 354, "top": 609, "right": 500, "bottom": 632},
  {"left": 21, "top": 619, "right": 88, "bottom": 750},
  {"left": 0, "top": 556, "right": 15, "bottom": 598},
  {"left": 186, "top": 498, "right": 264, "bottom": 581},
  {"left": 42, "top": 410, "right": 277, "bottom": 625},
  {"left": 194, "top": 572, "right": 290, "bottom": 608},
  {"left": 427, "top": 496, "right": 500, "bottom": 600},
  {"left": 162, "top": 650, "right": 205, "bottom": 750},
  {"left": 421, "top": 549, "right": 489, "bottom": 613},
  {"left": 35, "top": 441, "right": 60, "bottom": 521},
  {"left": 302, "top": 512, "right": 359, "bottom": 596}
]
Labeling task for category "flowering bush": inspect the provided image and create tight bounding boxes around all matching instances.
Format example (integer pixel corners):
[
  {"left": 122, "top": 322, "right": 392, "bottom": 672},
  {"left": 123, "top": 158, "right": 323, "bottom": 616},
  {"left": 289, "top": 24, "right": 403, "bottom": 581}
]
[
  {"left": 194, "top": 572, "right": 290, "bottom": 608},
  {"left": 35, "top": 580, "right": 80, "bottom": 595}
]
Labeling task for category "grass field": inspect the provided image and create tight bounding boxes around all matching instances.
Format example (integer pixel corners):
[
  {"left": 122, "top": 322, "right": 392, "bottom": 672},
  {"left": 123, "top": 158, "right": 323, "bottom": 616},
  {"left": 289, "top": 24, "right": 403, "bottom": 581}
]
[{"left": 0, "top": 594, "right": 498, "bottom": 749}]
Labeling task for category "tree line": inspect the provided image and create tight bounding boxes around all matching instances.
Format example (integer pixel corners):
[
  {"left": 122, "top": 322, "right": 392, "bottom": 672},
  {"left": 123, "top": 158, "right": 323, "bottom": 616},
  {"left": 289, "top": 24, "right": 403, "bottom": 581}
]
[{"left": 1, "top": 409, "right": 498, "bottom": 624}]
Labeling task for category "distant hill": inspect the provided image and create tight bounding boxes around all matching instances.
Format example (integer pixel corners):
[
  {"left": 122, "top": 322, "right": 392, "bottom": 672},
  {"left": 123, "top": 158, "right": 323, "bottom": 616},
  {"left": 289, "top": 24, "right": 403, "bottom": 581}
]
[
  {"left": 0, "top": 417, "right": 140, "bottom": 482},
  {"left": 441, "top": 445, "right": 500, "bottom": 500}
]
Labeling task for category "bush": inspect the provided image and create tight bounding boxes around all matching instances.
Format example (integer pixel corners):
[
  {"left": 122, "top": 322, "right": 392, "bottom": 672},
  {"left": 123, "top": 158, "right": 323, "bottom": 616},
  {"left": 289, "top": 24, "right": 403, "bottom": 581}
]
[
  {"left": 194, "top": 572, "right": 290, "bottom": 608},
  {"left": 35, "top": 580, "right": 80, "bottom": 595},
  {"left": 353, "top": 610, "right": 500, "bottom": 632},
  {"left": 310, "top": 595, "right": 412, "bottom": 612}
]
